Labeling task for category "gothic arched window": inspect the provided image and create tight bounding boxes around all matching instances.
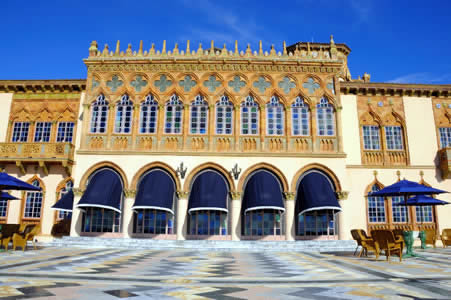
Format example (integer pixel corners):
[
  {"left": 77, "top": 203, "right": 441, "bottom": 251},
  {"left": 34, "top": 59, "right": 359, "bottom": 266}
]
[
  {"left": 216, "top": 95, "right": 233, "bottom": 135},
  {"left": 291, "top": 96, "right": 310, "bottom": 136},
  {"left": 164, "top": 94, "right": 183, "bottom": 134},
  {"left": 114, "top": 94, "right": 133, "bottom": 133},
  {"left": 362, "top": 125, "right": 381, "bottom": 150},
  {"left": 24, "top": 180, "right": 43, "bottom": 219},
  {"left": 241, "top": 95, "right": 259, "bottom": 135},
  {"left": 90, "top": 94, "right": 109, "bottom": 133},
  {"left": 266, "top": 96, "right": 284, "bottom": 136},
  {"left": 367, "top": 184, "right": 386, "bottom": 223},
  {"left": 190, "top": 95, "right": 208, "bottom": 134},
  {"left": 316, "top": 97, "right": 335, "bottom": 136},
  {"left": 140, "top": 94, "right": 158, "bottom": 134}
]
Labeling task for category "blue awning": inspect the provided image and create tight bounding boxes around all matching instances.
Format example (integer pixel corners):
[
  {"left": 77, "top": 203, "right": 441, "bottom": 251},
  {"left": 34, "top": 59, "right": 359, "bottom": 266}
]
[
  {"left": 132, "top": 169, "right": 175, "bottom": 214},
  {"left": 76, "top": 169, "right": 123, "bottom": 213},
  {"left": 52, "top": 190, "right": 74, "bottom": 212},
  {"left": 188, "top": 170, "right": 229, "bottom": 213},
  {"left": 296, "top": 171, "right": 341, "bottom": 215},
  {"left": 242, "top": 170, "right": 284, "bottom": 213}
]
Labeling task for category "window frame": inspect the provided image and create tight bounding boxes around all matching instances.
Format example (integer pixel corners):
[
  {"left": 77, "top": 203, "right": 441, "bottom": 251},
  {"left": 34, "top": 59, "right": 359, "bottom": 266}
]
[
  {"left": 215, "top": 95, "right": 233, "bottom": 135},
  {"left": 34, "top": 122, "right": 52, "bottom": 142},
  {"left": 291, "top": 96, "right": 310, "bottom": 136},
  {"left": 438, "top": 127, "right": 451, "bottom": 149},
  {"left": 367, "top": 185, "right": 386, "bottom": 223},
  {"left": 164, "top": 94, "right": 184, "bottom": 135},
  {"left": 23, "top": 180, "right": 43, "bottom": 219},
  {"left": 56, "top": 122, "right": 75, "bottom": 143},
  {"left": 189, "top": 95, "right": 208, "bottom": 135},
  {"left": 11, "top": 122, "right": 30, "bottom": 142},
  {"left": 240, "top": 95, "right": 259, "bottom": 136},
  {"left": 316, "top": 97, "right": 335, "bottom": 136},
  {"left": 139, "top": 94, "right": 158, "bottom": 134},
  {"left": 384, "top": 126, "right": 404, "bottom": 150},
  {"left": 244, "top": 209, "right": 283, "bottom": 236},
  {"left": 266, "top": 96, "right": 285, "bottom": 136},
  {"left": 114, "top": 94, "right": 134, "bottom": 134},
  {"left": 57, "top": 180, "right": 73, "bottom": 220},
  {"left": 90, "top": 94, "right": 109, "bottom": 134},
  {"left": 362, "top": 125, "right": 381, "bottom": 150}
]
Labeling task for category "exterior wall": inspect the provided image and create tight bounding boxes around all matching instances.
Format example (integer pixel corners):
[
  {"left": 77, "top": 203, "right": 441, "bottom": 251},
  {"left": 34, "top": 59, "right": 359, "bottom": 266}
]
[
  {"left": 341, "top": 94, "right": 361, "bottom": 165},
  {"left": 403, "top": 97, "right": 438, "bottom": 165},
  {"left": 0, "top": 93, "right": 13, "bottom": 142}
]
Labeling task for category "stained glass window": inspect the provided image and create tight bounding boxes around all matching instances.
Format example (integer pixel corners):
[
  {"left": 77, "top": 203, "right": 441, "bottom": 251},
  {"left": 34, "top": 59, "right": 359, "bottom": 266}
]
[
  {"left": 90, "top": 94, "right": 109, "bottom": 133},
  {"left": 266, "top": 96, "right": 284, "bottom": 136},
  {"left": 215, "top": 95, "right": 233, "bottom": 135},
  {"left": 291, "top": 96, "right": 309, "bottom": 136},
  {"left": 316, "top": 97, "right": 335, "bottom": 136},
  {"left": 164, "top": 94, "right": 183, "bottom": 134},
  {"left": 114, "top": 94, "right": 133, "bottom": 133},
  {"left": 241, "top": 96, "right": 259, "bottom": 135},
  {"left": 190, "top": 95, "right": 208, "bottom": 134},
  {"left": 140, "top": 94, "right": 158, "bottom": 134}
]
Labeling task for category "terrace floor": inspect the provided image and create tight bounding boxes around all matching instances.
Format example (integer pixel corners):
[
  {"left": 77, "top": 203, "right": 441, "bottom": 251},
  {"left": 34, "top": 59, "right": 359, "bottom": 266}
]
[{"left": 0, "top": 246, "right": 449, "bottom": 299}]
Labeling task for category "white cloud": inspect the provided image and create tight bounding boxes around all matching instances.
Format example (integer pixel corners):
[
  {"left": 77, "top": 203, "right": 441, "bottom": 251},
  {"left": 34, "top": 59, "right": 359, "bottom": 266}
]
[{"left": 388, "top": 72, "right": 451, "bottom": 84}]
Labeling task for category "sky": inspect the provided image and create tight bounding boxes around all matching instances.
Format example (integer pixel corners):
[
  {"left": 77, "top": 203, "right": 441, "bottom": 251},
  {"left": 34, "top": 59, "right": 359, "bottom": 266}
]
[{"left": 1, "top": 0, "right": 451, "bottom": 84}]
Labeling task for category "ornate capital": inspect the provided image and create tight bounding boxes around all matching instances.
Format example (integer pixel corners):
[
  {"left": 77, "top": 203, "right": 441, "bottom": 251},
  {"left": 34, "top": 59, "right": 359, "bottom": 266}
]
[
  {"left": 72, "top": 188, "right": 84, "bottom": 196},
  {"left": 283, "top": 192, "right": 295, "bottom": 200},
  {"left": 124, "top": 189, "right": 136, "bottom": 198},
  {"left": 230, "top": 191, "right": 242, "bottom": 200},
  {"left": 82, "top": 103, "right": 91, "bottom": 109},
  {"left": 336, "top": 191, "right": 349, "bottom": 200},
  {"left": 133, "top": 104, "right": 140, "bottom": 111},
  {"left": 176, "top": 191, "right": 189, "bottom": 198},
  {"left": 336, "top": 106, "right": 343, "bottom": 111}
]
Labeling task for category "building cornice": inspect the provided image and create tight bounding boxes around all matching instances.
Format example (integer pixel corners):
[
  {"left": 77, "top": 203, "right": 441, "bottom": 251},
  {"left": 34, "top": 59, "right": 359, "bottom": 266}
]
[
  {"left": 0, "top": 80, "right": 86, "bottom": 93},
  {"left": 340, "top": 81, "right": 451, "bottom": 98}
]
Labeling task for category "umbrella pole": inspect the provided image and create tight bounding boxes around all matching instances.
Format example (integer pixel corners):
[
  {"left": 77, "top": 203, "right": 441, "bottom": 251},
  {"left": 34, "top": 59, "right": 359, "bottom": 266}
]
[{"left": 403, "top": 193, "right": 415, "bottom": 257}]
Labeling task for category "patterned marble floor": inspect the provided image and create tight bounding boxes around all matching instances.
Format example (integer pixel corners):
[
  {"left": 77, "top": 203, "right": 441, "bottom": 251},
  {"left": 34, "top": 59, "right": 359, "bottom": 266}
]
[{"left": 0, "top": 245, "right": 449, "bottom": 299}]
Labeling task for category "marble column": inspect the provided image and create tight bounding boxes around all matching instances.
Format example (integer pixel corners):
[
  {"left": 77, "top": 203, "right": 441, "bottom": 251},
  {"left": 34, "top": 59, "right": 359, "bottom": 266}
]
[
  {"left": 176, "top": 191, "right": 189, "bottom": 240},
  {"left": 337, "top": 191, "right": 349, "bottom": 239},
  {"left": 69, "top": 188, "right": 84, "bottom": 237},
  {"left": 284, "top": 192, "right": 296, "bottom": 241},
  {"left": 230, "top": 192, "right": 242, "bottom": 241},
  {"left": 122, "top": 189, "right": 136, "bottom": 238}
]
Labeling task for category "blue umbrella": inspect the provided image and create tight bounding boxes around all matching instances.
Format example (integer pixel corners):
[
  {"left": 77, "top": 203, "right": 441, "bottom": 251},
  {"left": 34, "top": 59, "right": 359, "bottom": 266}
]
[
  {"left": 0, "top": 192, "right": 18, "bottom": 200},
  {"left": 394, "top": 195, "right": 449, "bottom": 206},
  {"left": 51, "top": 190, "right": 74, "bottom": 212},
  {"left": 0, "top": 172, "right": 41, "bottom": 191},
  {"left": 367, "top": 180, "right": 446, "bottom": 197}
]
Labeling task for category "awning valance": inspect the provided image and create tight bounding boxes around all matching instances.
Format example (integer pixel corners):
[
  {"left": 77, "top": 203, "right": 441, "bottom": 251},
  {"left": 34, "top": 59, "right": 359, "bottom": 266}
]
[
  {"left": 76, "top": 169, "right": 123, "bottom": 213},
  {"left": 52, "top": 190, "right": 74, "bottom": 212},
  {"left": 132, "top": 169, "right": 175, "bottom": 214},
  {"left": 188, "top": 170, "right": 228, "bottom": 213},
  {"left": 296, "top": 171, "right": 341, "bottom": 215},
  {"left": 242, "top": 170, "right": 284, "bottom": 213}
]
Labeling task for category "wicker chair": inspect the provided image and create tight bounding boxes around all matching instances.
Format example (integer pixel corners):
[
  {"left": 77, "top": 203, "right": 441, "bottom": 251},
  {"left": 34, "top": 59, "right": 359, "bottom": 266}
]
[
  {"left": 12, "top": 224, "right": 39, "bottom": 251},
  {"left": 357, "top": 229, "right": 377, "bottom": 257},
  {"left": 372, "top": 230, "right": 403, "bottom": 262},
  {"left": 424, "top": 229, "right": 437, "bottom": 248},
  {"left": 351, "top": 229, "right": 363, "bottom": 256},
  {"left": 392, "top": 229, "right": 405, "bottom": 252},
  {"left": 441, "top": 229, "right": 451, "bottom": 248},
  {"left": 0, "top": 224, "right": 20, "bottom": 250}
]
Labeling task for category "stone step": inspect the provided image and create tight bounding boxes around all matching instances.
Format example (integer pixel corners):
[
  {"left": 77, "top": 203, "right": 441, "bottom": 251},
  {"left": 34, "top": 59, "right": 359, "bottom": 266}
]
[{"left": 44, "top": 236, "right": 356, "bottom": 252}]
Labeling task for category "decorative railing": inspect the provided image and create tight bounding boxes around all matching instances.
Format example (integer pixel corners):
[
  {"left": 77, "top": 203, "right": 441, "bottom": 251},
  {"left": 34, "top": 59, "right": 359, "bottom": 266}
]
[
  {"left": 362, "top": 150, "right": 384, "bottom": 165},
  {"left": 0, "top": 142, "right": 74, "bottom": 160},
  {"left": 362, "top": 150, "right": 408, "bottom": 166},
  {"left": 317, "top": 137, "right": 336, "bottom": 152},
  {"left": 386, "top": 150, "right": 408, "bottom": 166}
]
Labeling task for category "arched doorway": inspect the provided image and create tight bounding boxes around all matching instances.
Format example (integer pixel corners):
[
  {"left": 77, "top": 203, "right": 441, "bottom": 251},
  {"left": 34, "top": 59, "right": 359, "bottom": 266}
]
[
  {"left": 77, "top": 168, "right": 124, "bottom": 233},
  {"left": 295, "top": 170, "right": 341, "bottom": 239},
  {"left": 241, "top": 169, "right": 285, "bottom": 239},
  {"left": 187, "top": 169, "right": 230, "bottom": 237},
  {"left": 132, "top": 168, "right": 176, "bottom": 236}
]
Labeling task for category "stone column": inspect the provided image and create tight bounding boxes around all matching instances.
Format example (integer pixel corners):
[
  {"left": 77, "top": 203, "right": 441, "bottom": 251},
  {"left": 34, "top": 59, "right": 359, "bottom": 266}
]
[
  {"left": 208, "top": 103, "right": 214, "bottom": 151},
  {"left": 337, "top": 191, "right": 349, "bottom": 239},
  {"left": 234, "top": 105, "right": 240, "bottom": 151},
  {"left": 230, "top": 192, "right": 242, "bottom": 241},
  {"left": 80, "top": 104, "right": 90, "bottom": 149},
  {"left": 50, "top": 120, "right": 58, "bottom": 142},
  {"left": 284, "top": 192, "right": 295, "bottom": 241},
  {"left": 285, "top": 106, "right": 291, "bottom": 151},
  {"left": 259, "top": 104, "right": 265, "bottom": 151},
  {"left": 122, "top": 189, "right": 136, "bottom": 238},
  {"left": 182, "top": 104, "right": 190, "bottom": 150},
  {"left": 176, "top": 191, "right": 189, "bottom": 240},
  {"left": 157, "top": 104, "right": 164, "bottom": 150},
  {"left": 131, "top": 104, "right": 140, "bottom": 150},
  {"left": 70, "top": 188, "right": 84, "bottom": 237},
  {"left": 335, "top": 106, "right": 344, "bottom": 152}
]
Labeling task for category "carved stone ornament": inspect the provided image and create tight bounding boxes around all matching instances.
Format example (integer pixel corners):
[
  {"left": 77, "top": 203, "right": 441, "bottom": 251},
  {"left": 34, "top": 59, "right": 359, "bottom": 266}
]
[
  {"left": 230, "top": 192, "right": 242, "bottom": 200},
  {"left": 72, "top": 188, "right": 85, "bottom": 196},
  {"left": 283, "top": 192, "right": 296, "bottom": 200},
  {"left": 124, "top": 189, "right": 136, "bottom": 198},
  {"left": 176, "top": 191, "right": 189, "bottom": 198},
  {"left": 336, "top": 191, "right": 349, "bottom": 200}
]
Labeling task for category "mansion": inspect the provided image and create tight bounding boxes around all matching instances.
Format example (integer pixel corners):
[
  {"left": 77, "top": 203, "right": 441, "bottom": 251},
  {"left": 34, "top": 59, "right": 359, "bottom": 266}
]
[{"left": 0, "top": 36, "right": 450, "bottom": 242}]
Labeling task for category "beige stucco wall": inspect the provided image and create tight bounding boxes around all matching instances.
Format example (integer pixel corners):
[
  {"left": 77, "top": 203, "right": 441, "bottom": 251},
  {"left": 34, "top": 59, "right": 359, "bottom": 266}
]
[
  {"left": 0, "top": 93, "right": 13, "bottom": 142},
  {"left": 403, "top": 96, "right": 438, "bottom": 165},
  {"left": 341, "top": 94, "right": 361, "bottom": 165}
]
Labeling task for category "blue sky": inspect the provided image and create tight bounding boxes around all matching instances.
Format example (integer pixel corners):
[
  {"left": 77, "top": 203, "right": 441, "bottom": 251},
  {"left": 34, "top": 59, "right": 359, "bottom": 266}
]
[{"left": 1, "top": 0, "right": 450, "bottom": 84}]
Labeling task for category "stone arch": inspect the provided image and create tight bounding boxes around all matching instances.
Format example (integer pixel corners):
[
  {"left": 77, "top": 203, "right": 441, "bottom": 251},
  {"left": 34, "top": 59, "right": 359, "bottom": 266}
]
[
  {"left": 364, "top": 178, "right": 385, "bottom": 196},
  {"left": 131, "top": 162, "right": 181, "bottom": 191},
  {"left": 113, "top": 88, "right": 135, "bottom": 103},
  {"left": 319, "top": 93, "right": 338, "bottom": 110},
  {"left": 56, "top": 177, "right": 74, "bottom": 193},
  {"left": 238, "top": 162, "right": 289, "bottom": 192},
  {"left": 183, "top": 162, "right": 235, "bottom": 193},
  {"left": 138, "top": 87, "right": 161, "bottom": 103},
  {"left": 275, "top": 74, "right": 298, "bottom": 96},
  {"left": 249, "top": 73, "right": 275, "bottom": 95},
  {"left": 291, "top": 92, "right": 313, "bottom": 108},
  {"left": 26, "top": 175, "right": 46, "bottom": 193},
  {"left": 163, "top": 88, "right": 186, "bottom": 104},
  {"left": 360, "top": 107, "right": 383, "bottom": 126},
  {"left": 241, "top": 91, "right": 265, "bottom": 106},
  {"left": 268, "top": 91, "right": 288, "bottom": 107},
  {"left": 290, "top": 163, "right": 342, "bottom": 193},
  {"left": 300, "top": 74, "right": 324, "bottom": 95},
  {"left": 88, "top": 89, "right": 109, "bottom": 105},
  {"left": 78, "top": 161, "right": 128, "bottom": 190}
]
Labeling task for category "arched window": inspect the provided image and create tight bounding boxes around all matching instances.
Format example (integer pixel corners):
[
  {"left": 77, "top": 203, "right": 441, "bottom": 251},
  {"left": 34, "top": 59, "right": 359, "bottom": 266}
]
[
  {"left": 266, "top": 96, "right": 284, "bottom": 136},
  {"left": 114, "top": 94, "right": 133, "bottom": 133},
  {"left": 316, "top": 97, "right": 335, "bottom": 136},
  {"left": 90, "top": 94, "right": 109, "bottom": 133},
  {"left": 140, "top": 94, "right": 158, "bottom": 134},
  {"left": 215, "top": 95, "right": 233, "bottom": 135},
  {"left": 384, "top": 126, "right": 403, "bottom": 150},
  {"left": 392, "top": 196, "right": 408, "bottom": 223},
  {"left": 241, "top": 95, "right": 259, "bottom": 135},
  {"left": 24, "top": 180, "right": 43, "bottom": 219},
  {"left": 362, "top": 126, "right": 381, "bottom": 150},
  {"left": 367, "top": 185, "right": 386, "bottom": 223},
  {"left": 164, "top": 94, "right": 183, "bottom": 134},
  {"left": 57, "top": 180, "right": 73, "bottom": 220},
  {"left": 190, "top": 95, "right": 208, "bottom": 134},
  {"left": 291, "top": 96, "right": 310, "bottom": 136}
]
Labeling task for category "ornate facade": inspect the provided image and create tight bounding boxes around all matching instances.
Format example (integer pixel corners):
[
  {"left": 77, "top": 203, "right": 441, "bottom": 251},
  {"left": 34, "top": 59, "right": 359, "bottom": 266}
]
[{"left": 0, "top": 36, "right": 450, "bottom": 242}]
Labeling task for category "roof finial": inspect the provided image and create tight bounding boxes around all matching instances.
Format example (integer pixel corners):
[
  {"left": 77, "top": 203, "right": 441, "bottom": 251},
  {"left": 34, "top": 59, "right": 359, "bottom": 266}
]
[
  {"left": 186, "top": 40, "right": 190, "bottom": 55},
  {"left": 102, "top": 44, "right": 109, "bottom": 56},
  {"left": 245, "top": 43, "right": 252, "bottom": 56},
  {"left": 221, "top": 43, "right": 228, "bottom": 56},
  {"left": 270, "top": 44, "right": 276, "bottom": 56},
  {"left": 294, "top": 44, "right": 300, "bottom": 57},
  {"left": 126, "top": 43, "right": 132, "bottom": 56},
  {"left": 396, "top": 170, "right": 401, "bottom": 181},
  {"left": 307, "top": 42, "right": 311, "bottom": 56},
  {"left": 115, "top": 40, "right": 120, "bottom": 56},
  {"left": 197, "top": 42, "right": 203, "bottom": 55},
  {"left": 162, "top": 40, "right": 167, "bottom": 54},
  {"left": 373, "top": 170, "right": 378, "bottom": 180},
  {"left": 330, "top": 34, "right": 335, "bottom": 45},
  {"left": 149, "top": 43, "right": 155, "bottom": 55},
  {"left": 259, "top": 40, "right": 263, "bottom": 55},
  {"left": 138, "top": 40, "right": 143, "bottom": 56},
  {"left": 283, "top": 41, "right": 287, "bottom": 56},
  {"left": 210, "top": 40, "right": 215, "bottom": 55},
  {"left": 234, "top": 40, "right": 238, "bottom": 55},
  {"left": 420, "top": 170, "right": 424, "bottom": 181},
  {"left": 89, "top": 41, "right": 98, "bottom": 56},
  {"left": 173, "top": 43, "right": 179, "bottom": 55}
]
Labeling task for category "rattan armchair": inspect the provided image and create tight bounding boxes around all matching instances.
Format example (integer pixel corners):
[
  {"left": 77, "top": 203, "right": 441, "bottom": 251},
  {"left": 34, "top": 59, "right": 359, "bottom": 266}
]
[
  {"left": 441, "top": 229, "right": 451, "bottom": 248},
  {"left": 372, "top": 230, "right": 403, "bottom": 262},
  {"left": 12, "top": 224, "right": 39, "bottom": 251},
  {"left": 356, "top": 229, "right": 377, "bottom": 257},
  {"left": 0, "top": 224, "right": 20, "bottom": 250}
]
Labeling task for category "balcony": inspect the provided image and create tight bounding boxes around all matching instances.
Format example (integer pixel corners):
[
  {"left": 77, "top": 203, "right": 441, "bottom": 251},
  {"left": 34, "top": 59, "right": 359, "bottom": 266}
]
[
  {"left": 362, "top": 149, "right": 408, "bottom": 166},
  {"left": 439, "top": 147, "right": 451, "bottom": 179},
  {"left": 0, "top": 142, "right": 74, "bottom": 175}
]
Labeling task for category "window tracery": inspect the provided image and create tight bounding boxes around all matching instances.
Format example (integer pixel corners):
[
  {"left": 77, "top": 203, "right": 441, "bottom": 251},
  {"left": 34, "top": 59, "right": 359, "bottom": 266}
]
[
  {"left": 114, "top": 94, "right": 133, "bottom": 134},
  {"left": 241, "top": 95, "right": 259, "bottom": 135},
  {"left": 90, "top": 94, "right": 109, "bottom": 133},
  {"left": 140, "top": 94, "right": 158, "bottom": 134},
  {"left": 164, "top": 94, "right": 183, "bottom": 134},
  {"left": 266, "top": 96, "right": 284, "bottom": 136},
  {"left": 190, "top": 95, "right": 208, "bottom": 135},
  {"left": 215, "top": 95, "right": 233, "bottom": 135},
  {"left": 291, "top": 96, "right": 309, "bottom": 136},
  {"left": 316, "top": 97, "right": 335, "bottom": 136}
]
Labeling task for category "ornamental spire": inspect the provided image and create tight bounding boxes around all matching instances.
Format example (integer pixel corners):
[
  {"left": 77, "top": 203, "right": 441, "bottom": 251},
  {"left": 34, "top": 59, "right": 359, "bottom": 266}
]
[
  {"left": 138, "top": 40, "right": 143, "bottom": 56},
  {"left": 89, "top": 41, "right": 98, "bottom": 56},
  {"left": 259, "top": 40, "right": 263, "bottom": 55},
  {"left": 115, "top": 40, "right": 120, "bottom": 56},
  {"left": 186, "top": 40, "right": 190, "bottom": 55}
]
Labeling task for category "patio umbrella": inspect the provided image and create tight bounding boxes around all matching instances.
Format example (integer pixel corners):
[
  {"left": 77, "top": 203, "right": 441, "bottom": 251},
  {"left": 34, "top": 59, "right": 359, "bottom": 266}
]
[
  {"left": 0, "top": 172, "right": 41, "bottom": 191},
  {"left": 51, "top": 190, "right": 74, "bottom": 212},
  {"left": 0, "top": 192, "right": 18, "bottom": 200},
  {"left": 367, "top": 179, "right": 447, "bottom": 257}
]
